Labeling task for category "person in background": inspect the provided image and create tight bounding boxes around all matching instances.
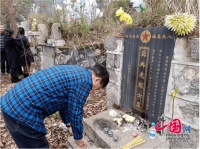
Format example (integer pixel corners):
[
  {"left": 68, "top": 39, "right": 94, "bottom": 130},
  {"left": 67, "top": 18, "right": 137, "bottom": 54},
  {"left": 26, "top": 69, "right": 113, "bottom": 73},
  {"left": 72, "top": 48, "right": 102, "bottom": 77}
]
[
  {"left": 16, "top": 27, "right": 34, "bottom": 78},
  {"left": 0, "top": 25, "right": 10, "bottom": 74},
  {"left": 1, "top": 64, "right": 109, "bottom": 148},
  {"left": 4, "top": 29, "right": 23, "bottom": 83}
]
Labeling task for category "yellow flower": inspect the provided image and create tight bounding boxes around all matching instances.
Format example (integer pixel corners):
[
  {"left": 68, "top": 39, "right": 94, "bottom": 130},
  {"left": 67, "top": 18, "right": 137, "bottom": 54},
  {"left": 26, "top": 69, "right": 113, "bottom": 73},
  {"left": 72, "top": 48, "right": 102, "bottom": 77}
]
[
  {"left": 165, "top": 12, "right": 196, "bottom": 36},
  {"left": 119, "top": 13, "right": 128, "bottom": 22},
  {"left": 116, "top": 7, "right": 133, "bottom": 25},
  {"left": 119, "top": 13, "right": 133, "bottom": 25},
  {"left": 116, "top": 7, "right": 124, "bottom": 17},
  {"left": 125, "top": 14, "right": 133, "bottom": 25}
]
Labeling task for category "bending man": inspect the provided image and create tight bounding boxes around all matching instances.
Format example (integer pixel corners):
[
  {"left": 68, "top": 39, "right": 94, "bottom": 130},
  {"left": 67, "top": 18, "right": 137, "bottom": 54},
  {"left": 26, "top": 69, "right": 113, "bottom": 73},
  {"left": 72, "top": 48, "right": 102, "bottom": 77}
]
[{"left": 1, "top": 64, "right": 109, "bottom": 148}]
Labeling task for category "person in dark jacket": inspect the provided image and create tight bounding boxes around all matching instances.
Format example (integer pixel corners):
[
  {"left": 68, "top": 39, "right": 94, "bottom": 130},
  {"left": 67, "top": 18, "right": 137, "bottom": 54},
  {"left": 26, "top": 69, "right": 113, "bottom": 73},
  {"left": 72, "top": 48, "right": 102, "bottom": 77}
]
[
  {"left": 1, "top": 64, "right": 109, "bottom": 148},
  {"left": 16, "top": 27, "right": 34, "bottom": 78},
  {"left": 4, "top": 29, "right": 23, "bottom": 83},
  {"left": 0, "top": 25, "right": 10, "bottom": 74}
]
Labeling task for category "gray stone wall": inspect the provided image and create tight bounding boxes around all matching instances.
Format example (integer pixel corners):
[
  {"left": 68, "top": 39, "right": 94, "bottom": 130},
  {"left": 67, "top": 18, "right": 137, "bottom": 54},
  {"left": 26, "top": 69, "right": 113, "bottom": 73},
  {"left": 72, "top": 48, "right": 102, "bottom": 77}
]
[
  {"left": 30, "top": 46, "right": 42, "bottom": 73},
  {"left": 31, "top": 44, "right": 106, "bottom": 72},
  {"left": 104, "top": 36, "right": 124, "bottom": 108},
  {"left": 164, "top": 37, "right": 199, "bottom": 148},
  {"left": 189, "top": 38, "right": 199, "bottom": 61}
]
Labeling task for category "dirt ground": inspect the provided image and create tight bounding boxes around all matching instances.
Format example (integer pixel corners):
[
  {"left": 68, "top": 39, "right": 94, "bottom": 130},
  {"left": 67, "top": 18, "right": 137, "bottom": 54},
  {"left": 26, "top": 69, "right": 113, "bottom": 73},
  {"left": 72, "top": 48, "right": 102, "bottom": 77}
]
[{"left": 0, "top": 73, "right": 107, "bottom": 148}]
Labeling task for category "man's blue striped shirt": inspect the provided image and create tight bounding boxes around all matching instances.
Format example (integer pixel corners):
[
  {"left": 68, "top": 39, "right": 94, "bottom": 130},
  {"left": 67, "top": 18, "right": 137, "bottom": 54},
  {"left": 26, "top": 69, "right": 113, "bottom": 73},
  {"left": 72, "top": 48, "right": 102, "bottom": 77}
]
[{"left": 1, "top": 65, "right": 92, "bottom": 140}]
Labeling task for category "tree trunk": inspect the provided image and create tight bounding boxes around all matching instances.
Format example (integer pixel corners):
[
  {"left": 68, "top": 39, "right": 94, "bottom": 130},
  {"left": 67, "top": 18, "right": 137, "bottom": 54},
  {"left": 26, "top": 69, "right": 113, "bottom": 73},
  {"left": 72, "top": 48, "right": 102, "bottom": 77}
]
[
  {"left": 5, "top": 21, "right": 10, "bottom": 29},
  {"left": 8, "top": 0, "right": 18, "bottom": 37}
]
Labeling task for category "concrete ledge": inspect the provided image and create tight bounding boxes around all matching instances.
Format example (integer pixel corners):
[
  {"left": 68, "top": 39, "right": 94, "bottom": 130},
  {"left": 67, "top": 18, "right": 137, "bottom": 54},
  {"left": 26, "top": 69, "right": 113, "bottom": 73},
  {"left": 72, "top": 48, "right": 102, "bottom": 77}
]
[
  {"left": 83, "top": 109, "right": 169, "bottom": 148},
  {"left": 172, "top": 60, "right": 199, "bottom": 66},
  {"left": 106, "top": 51, "right": 123, "bottom": 55}
]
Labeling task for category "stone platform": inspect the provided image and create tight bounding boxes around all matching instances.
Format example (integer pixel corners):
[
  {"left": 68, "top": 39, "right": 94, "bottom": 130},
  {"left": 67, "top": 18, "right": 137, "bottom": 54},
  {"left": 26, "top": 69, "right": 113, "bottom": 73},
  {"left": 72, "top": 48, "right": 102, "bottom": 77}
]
[{"left": 68, "top": 109, "right": 169, "bottom": 148}]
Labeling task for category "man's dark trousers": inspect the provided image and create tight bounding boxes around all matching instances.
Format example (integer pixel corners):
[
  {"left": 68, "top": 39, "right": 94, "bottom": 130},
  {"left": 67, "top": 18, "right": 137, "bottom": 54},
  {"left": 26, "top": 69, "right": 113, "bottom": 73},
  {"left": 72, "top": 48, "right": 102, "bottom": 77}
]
[
  {"left": 1, "top": 51, "right": 10, "bottom": 73},
  {"left": 1, "top": 110, "right": 49, "bottom": 148}
]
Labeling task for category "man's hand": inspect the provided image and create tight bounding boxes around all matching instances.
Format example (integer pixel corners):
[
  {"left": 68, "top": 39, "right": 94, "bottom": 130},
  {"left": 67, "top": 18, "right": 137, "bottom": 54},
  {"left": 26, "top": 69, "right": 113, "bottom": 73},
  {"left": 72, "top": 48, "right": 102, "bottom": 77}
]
[{"left": 74, "top": 138, "right": 89, "bottom": 147}]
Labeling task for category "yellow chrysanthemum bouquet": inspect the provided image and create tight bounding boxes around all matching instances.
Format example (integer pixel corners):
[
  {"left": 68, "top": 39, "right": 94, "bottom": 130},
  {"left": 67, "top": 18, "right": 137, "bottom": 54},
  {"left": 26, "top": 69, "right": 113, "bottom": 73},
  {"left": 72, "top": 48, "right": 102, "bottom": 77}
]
[
  {"left": 115, "top": 0, "right": 145, "bottom": 25},
  {"left": 165, "top": 12, "right": 197, "bottom": 36},
  {"left": 116, "top": 7, "right": 133, "bottom": 25}
]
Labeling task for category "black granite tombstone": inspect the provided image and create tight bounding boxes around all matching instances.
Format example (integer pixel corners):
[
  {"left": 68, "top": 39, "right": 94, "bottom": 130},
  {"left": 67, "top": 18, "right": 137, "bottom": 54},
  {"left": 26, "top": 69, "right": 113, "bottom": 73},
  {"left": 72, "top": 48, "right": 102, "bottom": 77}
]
[{"left": 120, "top": 27, "right": 176, "bottom": 124}]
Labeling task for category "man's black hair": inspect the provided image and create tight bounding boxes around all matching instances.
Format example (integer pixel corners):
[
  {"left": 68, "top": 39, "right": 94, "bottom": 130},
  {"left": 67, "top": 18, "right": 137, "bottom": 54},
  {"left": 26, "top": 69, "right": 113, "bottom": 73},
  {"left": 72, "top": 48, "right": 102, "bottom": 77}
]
[
  {"left": 5, "top": 29, "right": 14, "bottom": 36},
  {"left": 90, "top": 64, "right": 109, "bottom": 88}
]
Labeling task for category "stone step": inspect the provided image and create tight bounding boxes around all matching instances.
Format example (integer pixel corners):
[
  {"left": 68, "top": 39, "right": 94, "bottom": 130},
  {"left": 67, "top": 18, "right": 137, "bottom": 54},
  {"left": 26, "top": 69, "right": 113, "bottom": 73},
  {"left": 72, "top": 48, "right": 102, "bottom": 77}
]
[
  {"left": 83, "top": 109, "right": 169, "bottom": 148},
  {"left": 67, "top": 134, "right": 98, "bottom": 148}
]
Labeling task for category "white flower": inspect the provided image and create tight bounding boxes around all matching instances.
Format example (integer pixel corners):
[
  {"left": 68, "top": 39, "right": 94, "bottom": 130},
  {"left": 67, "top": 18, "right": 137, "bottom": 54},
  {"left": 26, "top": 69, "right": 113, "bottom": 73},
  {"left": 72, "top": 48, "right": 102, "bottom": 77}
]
[{"left": 130, "top": 0, "right": 146, "bottom": 12}]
